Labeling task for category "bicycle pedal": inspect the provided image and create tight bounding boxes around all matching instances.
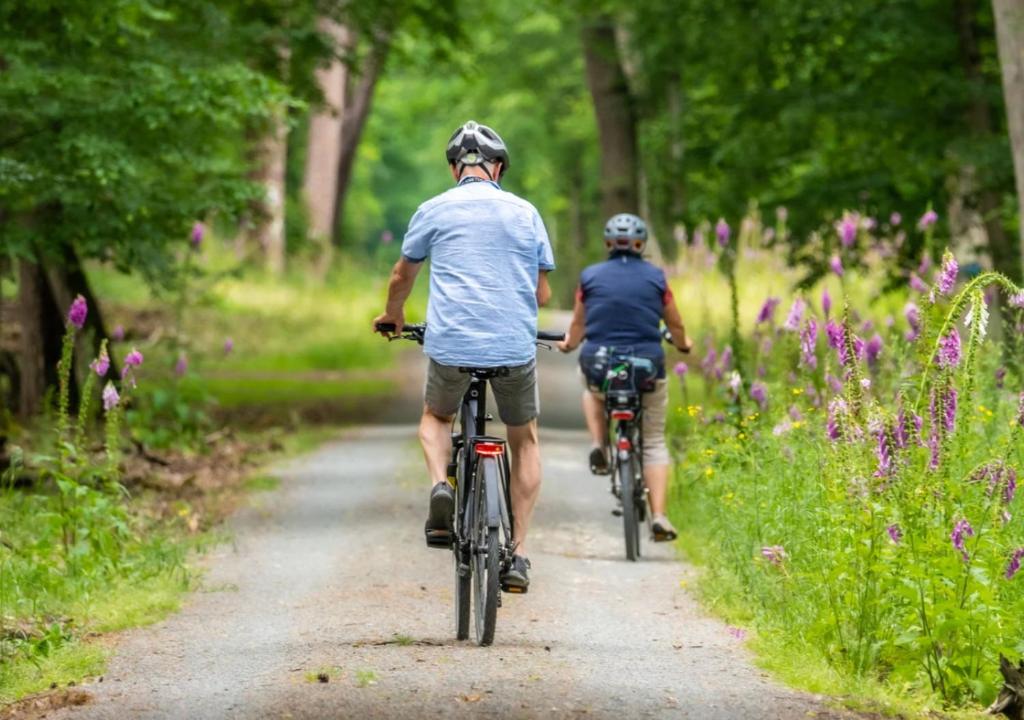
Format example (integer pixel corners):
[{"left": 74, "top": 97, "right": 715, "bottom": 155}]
[
  {"left": 611, "top": 507, "right": 624, "bottom": 517},
  {"left": 501, "top": 583, "right": 528, "bottom": 595},
  {"left": 424, "top": 529, "right": 452, "bottom": 549}
]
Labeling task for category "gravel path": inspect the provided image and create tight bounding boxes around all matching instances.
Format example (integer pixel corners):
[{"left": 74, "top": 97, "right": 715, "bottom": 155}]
[{"left": 50, "top": 343, "right": 861, "bottom": 719}]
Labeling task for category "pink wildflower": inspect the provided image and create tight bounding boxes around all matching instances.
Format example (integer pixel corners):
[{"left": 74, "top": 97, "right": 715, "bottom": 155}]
[
  {"left": 90, "top": 351, "right": 110, "bottom": 378},
  {"left": 917, "top": 209, "right": 939, "bottom": 230},
  {"left": 67, "top": 295, "right": 88, "bottom": 329},
  {"left": 102, "top": 382, "right": 119, "bottom": 411}
]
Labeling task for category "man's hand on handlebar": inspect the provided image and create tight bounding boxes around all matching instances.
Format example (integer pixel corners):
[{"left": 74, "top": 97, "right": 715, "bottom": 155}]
[
  {"left": 556, "top": 339, "right": 575, "bottom": 354},
  {"left": 373, "top": 311, "right": 404, "bottom": 338}
]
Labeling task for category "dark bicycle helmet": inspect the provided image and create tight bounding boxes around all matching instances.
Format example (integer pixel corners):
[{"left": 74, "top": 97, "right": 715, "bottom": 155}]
[
  {"left": 446, "top": 120, "right": 510, "bottom": 179},
  {"left": 604, "top": 213, "right": 648, "bottom": 255}
]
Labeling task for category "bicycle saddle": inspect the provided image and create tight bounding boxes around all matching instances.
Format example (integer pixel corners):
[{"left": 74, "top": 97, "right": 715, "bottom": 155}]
[{"left": 458, "top": 367, "right": 511, "bottom": 379}]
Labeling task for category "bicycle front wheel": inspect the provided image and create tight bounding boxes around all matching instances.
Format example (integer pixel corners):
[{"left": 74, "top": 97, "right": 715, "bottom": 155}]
[
  {"left": 473, "top": 458, "right": 501, "bottom": 646},
  {"left": 619, "top": 454, "right": 640, "bottom": 561}
]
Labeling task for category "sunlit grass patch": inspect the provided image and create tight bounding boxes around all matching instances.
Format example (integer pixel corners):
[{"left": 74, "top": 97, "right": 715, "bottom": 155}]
[{"left": 0, "top": 642, "right": 107, "bottom": 704}]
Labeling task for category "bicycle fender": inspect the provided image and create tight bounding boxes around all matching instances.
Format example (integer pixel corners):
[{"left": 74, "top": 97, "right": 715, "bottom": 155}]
[{"left": 482, "top": 458, "right": 501, "bottom": 529}]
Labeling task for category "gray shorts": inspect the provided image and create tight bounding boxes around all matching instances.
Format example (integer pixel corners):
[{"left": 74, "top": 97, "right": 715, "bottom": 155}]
[{"left": 425, "top": 359, "right": 539, "bottom": 426}]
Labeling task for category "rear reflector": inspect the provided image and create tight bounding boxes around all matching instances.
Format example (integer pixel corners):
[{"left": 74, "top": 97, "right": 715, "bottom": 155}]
[
  {"left": 610, "top": 410, "right": 635, "bottom": 420},
  {"left": 617, "top": 437, "right": 632, "bottom": 450},
  {"left": 475, "top": 442, "right": 505, "bottom": 456}
]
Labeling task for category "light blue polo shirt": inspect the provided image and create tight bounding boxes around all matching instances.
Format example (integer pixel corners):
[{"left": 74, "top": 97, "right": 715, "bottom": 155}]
[{"left": 401, "top": 178, "right": 555, "bottom": 367}]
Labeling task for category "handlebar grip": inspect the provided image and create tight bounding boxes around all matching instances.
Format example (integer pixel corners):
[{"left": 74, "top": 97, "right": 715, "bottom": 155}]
[
  {"left": 375, "top": 322, "right": 397, "bottom": 333},
  {"left": 537, "top": 331, "right": 566, "bottom": 342}
]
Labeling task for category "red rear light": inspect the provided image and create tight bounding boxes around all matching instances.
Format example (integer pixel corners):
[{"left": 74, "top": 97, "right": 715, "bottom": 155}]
[
  {"left": 610, "top": 410, "right": 635, "bottom": 420},
  {"left": 475, "top": 442, "right": 505, "bottom": 456},
  {"left": 617, "top": 437, "right": 632, "bottom": 450}
]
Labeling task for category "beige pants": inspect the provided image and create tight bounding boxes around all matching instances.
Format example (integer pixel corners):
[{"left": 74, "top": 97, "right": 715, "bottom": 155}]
[{"left": 581, "top": 374, "right": 669, "bottom": 466}]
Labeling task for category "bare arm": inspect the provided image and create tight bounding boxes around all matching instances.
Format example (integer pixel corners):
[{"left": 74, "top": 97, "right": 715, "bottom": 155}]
[
  {"left": 557, "top": 291, "right": 586, "bottom": 353},
  {"left": 373, "top": 257, "right": 422, "bottom": 335},
  {"left": 536, "top": 270, "right": 552, "bottom": 307},
  {"left": 663, "top": 299, "right": 693, "bottom": 352}
]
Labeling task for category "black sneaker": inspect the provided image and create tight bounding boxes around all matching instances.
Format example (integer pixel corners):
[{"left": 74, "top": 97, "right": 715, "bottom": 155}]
[
  {"left": 500, "top": 555, "right": 531, "bottom": 594},
  {"left": 424, "top": 483, "right": 454, "bottom": 549},
  {"left": 589, "top": 447, "right": 610, "bottom": 475},
  {"left": 651, "top": 514, "right": 678, "bottom": 542}
]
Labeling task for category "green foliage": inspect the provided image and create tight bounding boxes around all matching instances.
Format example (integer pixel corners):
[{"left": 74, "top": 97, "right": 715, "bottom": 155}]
[{"left": 667, "top": 222, "right": 1024, "bottom": 710}]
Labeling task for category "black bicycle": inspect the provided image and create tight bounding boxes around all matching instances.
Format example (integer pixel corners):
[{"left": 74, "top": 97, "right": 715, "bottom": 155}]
[{"left": 376, "top": 322, "right": 563, "bottom": 645}]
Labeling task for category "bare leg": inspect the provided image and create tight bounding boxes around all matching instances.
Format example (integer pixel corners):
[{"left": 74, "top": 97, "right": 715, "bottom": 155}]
[
  {"left": 506, "top": 420, "right": 542, "bottom": 558},
  {"left": 644, "top": 463, "right": 670, "bottom": 515},
  {"left": 418, "top": 406, "right": 453, "bottom": 486},
  {"left": 582, "top": 390, "right": 606, "bottom": 448}
]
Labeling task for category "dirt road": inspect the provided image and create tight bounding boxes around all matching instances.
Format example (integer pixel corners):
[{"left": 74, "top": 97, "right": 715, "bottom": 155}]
[{"left": 50, "top": 345, "right": 856, "bottom": 719}]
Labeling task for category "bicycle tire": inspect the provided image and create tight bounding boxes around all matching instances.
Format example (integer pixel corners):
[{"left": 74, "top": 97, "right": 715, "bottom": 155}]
[
  {"left": 474, "top": 458, "right": 501, "bottom": 646},
  {"left": 454, "top": 453, "right": 470, "bottom": 640},
  {"left": 619, "top": 454, "right": 640, "bottom": 561}
]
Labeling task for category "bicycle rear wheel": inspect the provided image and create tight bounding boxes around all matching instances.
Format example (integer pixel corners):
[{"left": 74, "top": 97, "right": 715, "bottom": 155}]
[
  {"left": 473, "top": 458, "right": 501, "bottom": 646},
  {"left": 619, "top": 455, "right": 640, "bottom": 561}
]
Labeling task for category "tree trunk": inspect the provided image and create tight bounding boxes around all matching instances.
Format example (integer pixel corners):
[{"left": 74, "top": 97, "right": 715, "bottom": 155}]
[
  {"left": 256, "top": 109, "right": 289, "bottom": 275},
  {"left": 667, "top": 73, "right": 687, "bottom": 244},
  {"left": 993, "top": 0, "right": 1024, "bottom": 280},
  {"left": 16, "top": 259, "right": 45, "bottom": 417},
  {"left": 955, "top": 0, "right": 1020, "bottom": 279},
  {"left": 331, "top": 35, "right": 390, "bottom": 246},
  {"left": 303, "top": 20, "right": 351, "bottom": 263},
  {"left": 581, "top": 17, "right": 640, "bottom": 226}
]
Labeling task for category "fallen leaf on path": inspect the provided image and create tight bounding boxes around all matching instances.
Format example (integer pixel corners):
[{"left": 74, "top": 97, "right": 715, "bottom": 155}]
[{"left": 457, "top": 693, "right": 482, "bottom": 703}]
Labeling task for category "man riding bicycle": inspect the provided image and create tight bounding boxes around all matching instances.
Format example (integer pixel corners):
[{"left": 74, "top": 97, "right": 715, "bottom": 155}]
[
  {"left": 558, "top": 213, "right": 692, "bottom": 541},
  {"left": 373, "top": 120, "right": 554, "bottom": 592}
]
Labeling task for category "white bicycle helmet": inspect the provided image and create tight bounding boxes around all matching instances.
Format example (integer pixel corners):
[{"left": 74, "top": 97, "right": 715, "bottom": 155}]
[{"left": 604, "top": 213, "right": 648, "bottom": 255}]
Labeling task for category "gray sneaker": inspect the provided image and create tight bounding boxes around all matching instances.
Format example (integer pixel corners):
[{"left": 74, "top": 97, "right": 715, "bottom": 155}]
[
  {"left": 651, "top": 514, "right": 678, "bottom": 542},
  {"left": 424, "top": 483, "right": 454, "bottom": 548},
  {"left": 500, "top": 555, "right": 531, "bottom": 594}
]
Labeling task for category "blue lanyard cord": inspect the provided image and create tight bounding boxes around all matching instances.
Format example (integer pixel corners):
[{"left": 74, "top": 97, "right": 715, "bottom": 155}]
[{"left": 458, "top": 176, "right": 501, "bottom": 189}]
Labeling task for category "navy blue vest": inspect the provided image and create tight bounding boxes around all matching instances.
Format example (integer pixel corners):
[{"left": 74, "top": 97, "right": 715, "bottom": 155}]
[{"left": 579, "top": 253, "right": 668, "bottom": 375}]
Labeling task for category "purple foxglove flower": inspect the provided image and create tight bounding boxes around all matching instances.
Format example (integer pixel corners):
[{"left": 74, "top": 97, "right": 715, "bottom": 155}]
[
  {"left": 874, "top": 424, "right": 893, "bottom": 477},
  {"left": 190, "top": 222, "right": 204, "bottom": 249},
  {"left": 827, "top": 373, "right": 843, "bottom": 393},
  {"left": 852, "top": 334, "right": 866, "bottom": 361},
  {"left": 776, "top": 206, "right": 788, "bottom": 223},
  {"left": 917, "top": 209, "right": 939, "bottom": 231},
  {"left": 866, "top": 334, "right": 883, "bottom": 365},
  {"left": 950, "top": 519, "right": 973, "bottom": 562},
  {"left": 1017, "top": 392, "right": 1024, "bottom": 429},
  {"left": 825, "top": 320, "right": 844, "bottom": 349},
  {"left": 715, "top": 218, "right": 731, "bottom": 247},
  {"left": 904, "top": 303, "right": 921, "bottom": 342},
  {"left": 1006, "top": 548, "right": 1024, "bottom": 580},
  {"left": 124, "top": 348, "right": 144, "bottom": 367},
  {"left": 750, "top": 381, "right": 768, "bottom": 409},
  {"left": 909, "top": 273, "right": 927, "bottom": 293},
  {"left": 224, "top": 337, "right": 234, "bottom": 355},
  {"left": 727, "top": 371, "right": 742, "bottom": 396},
  {"left": 175, "top": 352, "right": 188, "bottom": 376},
  {"left": 67, "top": 294, "right": 88, "bottom": 329},
  {"left": 943, "top": 386, "right": 958, "bottom": 433},
  {"left": 863, "top": 216, "right": 877, "bottom": 231},
  {"left": 756, "top": 364, "right": 767, "bottom": 377},
  {"left": 838, "top": 214, "right": 858, "bottom": 248},
  {"left": 937, "top": 328, "right": 961, "bottom": 368},
  {"left": 890, "top": 212, "right": 902, "bottom": 226},
  {"left": 90, "top": 351, "right": 110, "bottom": 378},
  {"left": 782, "top": 298, "right": 806, "bottom": 332},
  {"left": 1005, "top": 468, "right": 1017, "bottom": 505},
  {"left": 701, "top": 347, "right": 717, "bottom": 376},
  {"left": 826, "top": 398, "right": 845, "bottom": 441},
  {"left": 760, "top": 545, "right": 787, "bottom": 565},
  {"left": 887, "top": 524, "right": 902, "bottom": 544},
  {"left": 788, "top": 405, "right": 804, "bottom": 421},
  {"left": 936, "top": 251, "right": 958, "bottom": 295},
  {"left": 799, "top": 318, "right": 818, "bottom": 369},
  {"left": 674, "top": 361, "right": 688, "bottom": 377},
  {"left": 1009, "top": 292, "right": 1024, "bottom": 309},
  {"left": 718, "top": 346, "right": 733, "bottom": 373},
  {"left": 112, "top": 324, "right": 125, "bottom": 341},
  {"left": 756, "top": 297, "right": 780, "bottom": 325},
  {"left": 102, "top": 381, "right": 120, "bottom": 411},
  {"left": 822, "top": 289, "right": 832, "bottom": 318},
  {"left": 829, "top": 254, "right": 844, "bottom": 277}
]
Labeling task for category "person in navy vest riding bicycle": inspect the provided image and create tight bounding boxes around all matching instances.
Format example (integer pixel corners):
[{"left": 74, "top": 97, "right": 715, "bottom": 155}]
[
  {"left": 557, "top": 213, "right": 692, "bottom": 541},
  {"left": 374, "top": 121, "right": 554, "bottom": 592}
]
